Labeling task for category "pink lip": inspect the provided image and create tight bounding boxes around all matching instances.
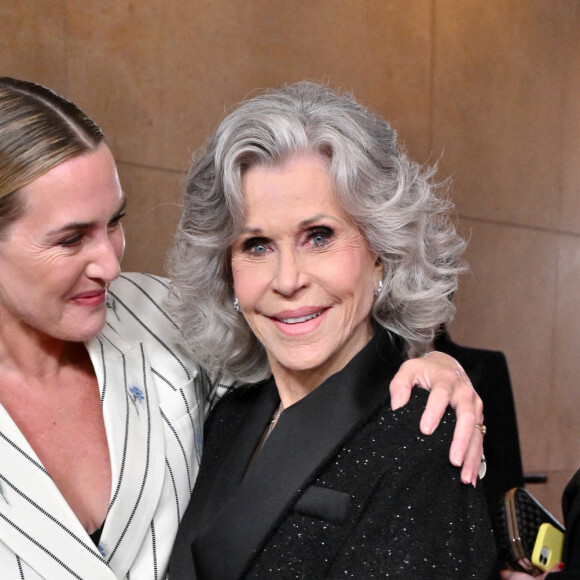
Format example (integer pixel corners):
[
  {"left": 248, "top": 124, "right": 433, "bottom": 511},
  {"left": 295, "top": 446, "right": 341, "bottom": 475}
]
[
  {"left": 71, "top": 289, "right": 107, "bottom": 307},
  {"left": 269, "top": 306, "right": 329, "bottom": 336},
  {"left": 272, "top": 306, "right": 325, "bottom": 319}
]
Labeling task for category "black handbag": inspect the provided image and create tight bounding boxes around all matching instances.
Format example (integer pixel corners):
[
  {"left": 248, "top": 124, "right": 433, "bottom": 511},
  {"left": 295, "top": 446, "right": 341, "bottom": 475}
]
[{"left": 497, "top": 487, "right": 565, "bottom": 573}]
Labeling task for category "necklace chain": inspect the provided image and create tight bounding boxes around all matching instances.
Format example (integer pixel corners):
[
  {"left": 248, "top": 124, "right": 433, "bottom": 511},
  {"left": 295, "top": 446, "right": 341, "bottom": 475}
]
[{"left": 264, "top": 401, "right": 284, "bottom": 441}]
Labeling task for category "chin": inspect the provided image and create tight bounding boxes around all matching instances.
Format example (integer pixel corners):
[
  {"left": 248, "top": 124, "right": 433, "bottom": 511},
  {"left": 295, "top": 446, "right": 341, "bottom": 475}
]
[
  {"left": 54, "top": 329, "right": 102, "bottom": 343},
  {"left": 56, "top": 316, "right": 107, "bottom": 343},
  {"left": 277, "top": 352, "right": 331, "bottom": 373}
]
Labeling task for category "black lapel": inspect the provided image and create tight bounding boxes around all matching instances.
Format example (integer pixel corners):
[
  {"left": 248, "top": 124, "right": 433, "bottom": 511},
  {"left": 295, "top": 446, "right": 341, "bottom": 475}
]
[
  {"left": 192, "top": 330, "right": 405, "bottom": 579},
  {"left": 191, "top": 381, "right": 279, "bottom": 534},
  {"left": 169, "top": 382, "right": 278, "bottom": 580}
]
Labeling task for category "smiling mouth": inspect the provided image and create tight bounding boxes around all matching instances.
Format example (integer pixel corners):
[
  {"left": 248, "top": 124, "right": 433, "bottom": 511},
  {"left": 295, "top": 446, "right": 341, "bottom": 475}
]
[
  {"left": 276, "top": 310, "right": 325, "bottom": 324},
  {"left": 73, "top": 289, "right": 105, "bottom": 299}
]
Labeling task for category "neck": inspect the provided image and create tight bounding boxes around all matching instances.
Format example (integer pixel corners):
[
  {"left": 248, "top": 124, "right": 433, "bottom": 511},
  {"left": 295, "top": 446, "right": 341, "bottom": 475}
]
[
  {"left": 270, "top": 328, "right": 374, "bottom": 409},
  {"left": 270, "top": 366, "right": 334, "bottom": 408},
  {"left": 0, "top": 319, "right": 87, "bottom": 381}
]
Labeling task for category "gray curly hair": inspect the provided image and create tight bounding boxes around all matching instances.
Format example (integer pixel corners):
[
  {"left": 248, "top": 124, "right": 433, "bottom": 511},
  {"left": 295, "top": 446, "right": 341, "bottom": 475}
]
[{"left": 168, "top": 81, "right": 466, "bottom": 383}]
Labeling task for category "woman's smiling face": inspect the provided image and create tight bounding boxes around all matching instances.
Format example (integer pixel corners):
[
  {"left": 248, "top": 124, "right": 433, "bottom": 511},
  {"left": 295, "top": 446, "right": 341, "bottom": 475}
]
[
  {"left": 231, "top": 151, "right": 382, "bottom": 387},
  {"left": 0, "top": 144, "right": 126, "bottom": 344}
]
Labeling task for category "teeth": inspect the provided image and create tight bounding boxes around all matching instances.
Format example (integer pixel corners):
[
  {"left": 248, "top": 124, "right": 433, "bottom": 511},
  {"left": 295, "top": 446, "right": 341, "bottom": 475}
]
[{"left": 279, "top": 311, "right": 322, "bottom": 324}]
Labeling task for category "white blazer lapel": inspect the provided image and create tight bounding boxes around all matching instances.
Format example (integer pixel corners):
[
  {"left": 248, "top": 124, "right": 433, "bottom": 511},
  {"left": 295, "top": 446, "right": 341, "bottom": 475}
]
[
  {"left": 0, "top": 404, "right": 116, "bottom": 580},
  {"left": 89, "top": 331, "right": 165, "bottom": 579}
]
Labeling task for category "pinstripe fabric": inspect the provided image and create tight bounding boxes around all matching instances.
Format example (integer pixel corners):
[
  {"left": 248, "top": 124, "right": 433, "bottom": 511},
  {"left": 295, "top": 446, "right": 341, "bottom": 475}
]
[{"left": 0, "top": 273, "right": 224, "bottom": 579}]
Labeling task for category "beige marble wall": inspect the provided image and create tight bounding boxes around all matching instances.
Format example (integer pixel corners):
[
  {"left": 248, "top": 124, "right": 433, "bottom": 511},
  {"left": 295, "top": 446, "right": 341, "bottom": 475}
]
[
  {"left": 2, "top": 0, "right": 578, "bottom": 521},
  {"left": 433, "top": 0, "right": 580, "bottom": 522}
]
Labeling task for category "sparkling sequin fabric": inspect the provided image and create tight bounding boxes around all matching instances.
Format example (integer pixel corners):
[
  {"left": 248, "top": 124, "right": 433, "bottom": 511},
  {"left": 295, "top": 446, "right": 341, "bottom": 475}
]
[
  {"left": 170, "top": 333, "right": 497, "bottom": 579},
  {"left": 247, "top": 396, "right": 496, "bottom": 578}
]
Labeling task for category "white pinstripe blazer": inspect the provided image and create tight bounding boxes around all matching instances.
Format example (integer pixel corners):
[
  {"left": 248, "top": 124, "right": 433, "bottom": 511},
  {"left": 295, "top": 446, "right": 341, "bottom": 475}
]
[{"left": 0, "top": 273, "right": 226, "bottom": 579}]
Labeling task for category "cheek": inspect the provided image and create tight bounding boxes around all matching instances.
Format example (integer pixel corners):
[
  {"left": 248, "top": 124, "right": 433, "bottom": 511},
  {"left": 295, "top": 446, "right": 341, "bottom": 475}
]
[
  {"left": 318, "top": 249, "right": 378, "bottom": 297},
  {"left": 231, "top": 261, "right": 271, "bottom": 303}
]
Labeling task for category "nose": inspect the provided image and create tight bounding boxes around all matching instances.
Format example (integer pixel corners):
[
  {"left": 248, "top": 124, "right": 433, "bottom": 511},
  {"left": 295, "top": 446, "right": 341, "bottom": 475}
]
[
  {"left": 86, "top": 234, "right": 122, "bottom": 283},
  {"left": 273, "top": 247, "right": 307, "bottom": 297}
]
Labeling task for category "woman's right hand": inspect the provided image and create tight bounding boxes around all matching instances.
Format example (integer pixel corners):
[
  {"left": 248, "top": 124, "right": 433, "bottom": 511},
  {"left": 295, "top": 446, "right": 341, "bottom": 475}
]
[
  {"left": 500, "top": 562, "right": 564, "bottom": 579},
  {"left": 500, "top": 571, "right": 547, "bottom": 580},
  {"left": 389, "top": 351, "right": 484, "bottom": 485}
]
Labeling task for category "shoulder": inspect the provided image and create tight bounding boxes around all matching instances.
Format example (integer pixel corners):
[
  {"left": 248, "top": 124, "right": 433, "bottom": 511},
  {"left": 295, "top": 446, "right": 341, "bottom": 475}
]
[
  {"left": 321, "top": 388, "right": 495, "bottom": 576},
  {"left": 100, "top": 273, "right": 202, "bottom": 382},
  {"left": 107, "top": 272, "right": 172, "bottom": 316},
  {"left": 206, "top": 384, "right": 263, "bottom": 430},
  {"left": 196, "top": 384, "right": 263, "bottom": 477},
  {"left": 204, "top": 384, "right": 264, "bottom": 442},
  {"left": 388, "top": 386, "right": 456, "bottom": 444},
  {"left": 348, "top": 387, "right": 459, "bottom": 486},
  {"left": 324, "top": 387, "right": 457, "bottom": 492},
  {"left": 105, "top": 273, "right": 178, "bottom": 342},
  {"left": 363, "top": 389, "right": 485, "bottom": 512}
]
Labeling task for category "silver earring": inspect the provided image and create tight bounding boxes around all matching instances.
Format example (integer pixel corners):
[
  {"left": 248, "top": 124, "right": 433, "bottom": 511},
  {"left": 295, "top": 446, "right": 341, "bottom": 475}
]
[
  {"left": 374, "top": 280, "right": 383, "bottom": 298},
  {"left": 233, "top": 297, "right": 240, "bottom": 313}
]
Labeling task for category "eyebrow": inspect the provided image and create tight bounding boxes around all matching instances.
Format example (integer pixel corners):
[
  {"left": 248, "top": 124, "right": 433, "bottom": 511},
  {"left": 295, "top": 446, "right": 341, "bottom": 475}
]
[
  {"left": 299, "top": 214, "right": 339, "bottom": 228},
  {"left": 46, "top": 195, "right": 128, "bottom": 236},
  {"left": 240, "top": 213, "right": 339, "bottom": 235}
]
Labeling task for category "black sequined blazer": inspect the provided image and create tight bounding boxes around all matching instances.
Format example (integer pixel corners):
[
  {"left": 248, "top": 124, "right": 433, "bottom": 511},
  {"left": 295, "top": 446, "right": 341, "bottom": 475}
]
[{"left": 169, "top": 331, "right": 497, "bottom": 579}]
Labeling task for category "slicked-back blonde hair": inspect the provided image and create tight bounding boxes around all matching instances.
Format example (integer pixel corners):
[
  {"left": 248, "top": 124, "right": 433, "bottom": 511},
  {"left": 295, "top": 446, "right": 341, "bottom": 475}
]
[{"left": 0, "top": 77, "right": 104, "bottom": 234}]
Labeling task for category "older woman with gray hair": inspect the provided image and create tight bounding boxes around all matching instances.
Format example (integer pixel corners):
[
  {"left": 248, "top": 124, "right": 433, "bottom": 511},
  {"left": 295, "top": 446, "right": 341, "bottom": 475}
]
[
  {"left": 168, "top": 81, "right": 496, "bottom": 579},
  {"left": 0, "top": 77, "right": 484, "bottom": 580}
]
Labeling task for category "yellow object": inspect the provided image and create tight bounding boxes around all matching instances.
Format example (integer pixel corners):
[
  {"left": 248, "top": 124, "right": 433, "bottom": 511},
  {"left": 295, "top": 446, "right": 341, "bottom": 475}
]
[{"left": 532, "top": 523, "right": 565, "bottom": 571}]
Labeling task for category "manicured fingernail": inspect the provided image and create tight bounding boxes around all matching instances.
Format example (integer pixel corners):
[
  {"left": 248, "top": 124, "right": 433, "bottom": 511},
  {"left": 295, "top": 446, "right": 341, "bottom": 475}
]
[
  {"left": 558, "top": 562, "right": 565, "bottom": 570},
  {"left": 421, "top": 422, "right": 434, "bottom": 435}
]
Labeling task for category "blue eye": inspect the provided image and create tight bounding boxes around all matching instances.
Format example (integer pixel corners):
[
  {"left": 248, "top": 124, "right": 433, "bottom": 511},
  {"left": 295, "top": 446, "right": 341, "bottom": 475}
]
[
  {"left": 242, "top": 237, "right": 269, "bottom": 256},
  {"left": 252, "top": 244, "right": 267, "bottom": 255},
  {"left": 307, "top": 226, "right": 334, "bottom": 247}
]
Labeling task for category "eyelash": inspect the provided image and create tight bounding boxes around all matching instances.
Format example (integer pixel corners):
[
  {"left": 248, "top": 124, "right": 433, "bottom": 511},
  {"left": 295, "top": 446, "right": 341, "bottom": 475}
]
[
  {"left": 242, "top": 237, "right": 270, "bottom": 256},
  {"left": 58, "top": 234, "right": 83, "bottom": 248},
  {"left": 240, "top": 226, "right": 335, "bottom": 256},
  {"left": 57, "top": 213, "right": 126, "bottom": 248},
  {"left": 306, "top": 226, "right": 334, "bottom": 248},
  {"left": 108, "top": 213, "right": 126, "bottom": 229}
]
